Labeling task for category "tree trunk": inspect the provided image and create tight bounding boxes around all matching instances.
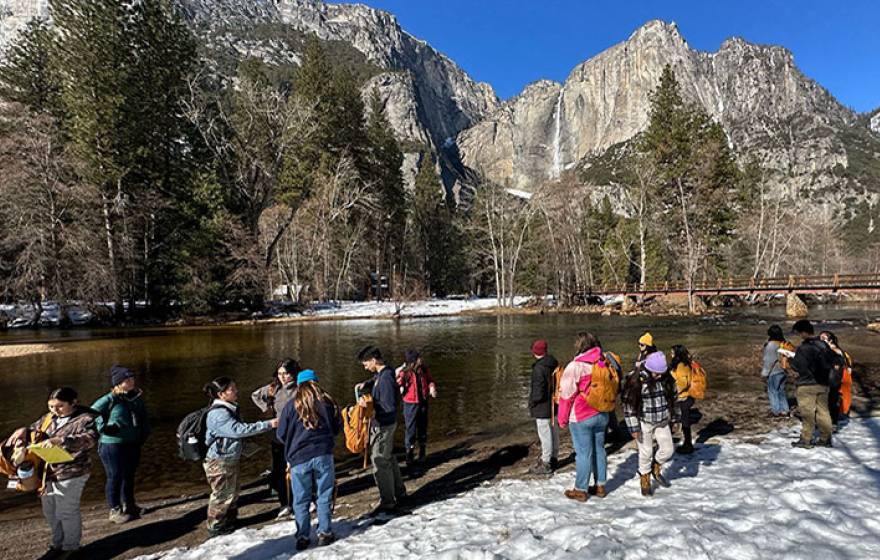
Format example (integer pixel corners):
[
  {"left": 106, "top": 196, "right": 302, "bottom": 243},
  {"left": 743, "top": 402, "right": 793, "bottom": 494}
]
[{"left": 102, "top": 192, "right": 124, "bottom": 320}]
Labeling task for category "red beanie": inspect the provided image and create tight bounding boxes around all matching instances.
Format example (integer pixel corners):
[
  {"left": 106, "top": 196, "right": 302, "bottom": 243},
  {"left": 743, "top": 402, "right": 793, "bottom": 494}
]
[{"left": 531, "top": 340, "right": 548, "bottom": 356}]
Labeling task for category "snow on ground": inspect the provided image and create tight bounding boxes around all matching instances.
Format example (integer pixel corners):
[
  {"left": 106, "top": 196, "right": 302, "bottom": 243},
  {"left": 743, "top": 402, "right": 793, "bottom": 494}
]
[
  {"left": 308, "top": 297, "right": 530, "bottom": 319},
  {"left": 143, "top": 418, "right": 880, "bottom": 560}
]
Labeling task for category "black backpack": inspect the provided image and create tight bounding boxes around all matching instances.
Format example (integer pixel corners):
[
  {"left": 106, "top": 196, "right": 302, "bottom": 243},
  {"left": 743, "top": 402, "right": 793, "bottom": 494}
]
[{"left": 177, "top": 405, "right": 223, "bottom": 461}]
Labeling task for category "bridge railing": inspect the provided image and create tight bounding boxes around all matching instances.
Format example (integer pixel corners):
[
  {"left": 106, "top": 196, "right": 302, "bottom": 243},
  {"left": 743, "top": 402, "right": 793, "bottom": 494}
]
[{"left": 579, "top": 273, "right": 880, "bottom": 296}]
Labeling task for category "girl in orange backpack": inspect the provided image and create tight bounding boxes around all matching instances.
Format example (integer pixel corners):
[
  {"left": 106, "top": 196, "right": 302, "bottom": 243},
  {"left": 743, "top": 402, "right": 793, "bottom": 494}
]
[
  {"left": 669, "top": 345, "right": 695, "bottom": 454},
  {"left": 557, "top": 332, "right": 610, "bottom": 502}
]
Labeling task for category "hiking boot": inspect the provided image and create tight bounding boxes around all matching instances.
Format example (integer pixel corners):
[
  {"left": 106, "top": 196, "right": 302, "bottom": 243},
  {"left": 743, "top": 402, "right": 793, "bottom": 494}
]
[
  {"left": 564, "top": 488, "right": 588, "bottom": 502},
  {"left": 588, "top": 485, "right": 607, "bottom": 498},
  {"left": 652, "top": 462, "right": 670, "bottom": 488},
  {"left": 276, "top": 506, "right": 292, "bottom": 519},
  {"left": 108, "top": 508, "right": 132, "bottom": 524},
  {"left": 791, "top": 439, "right": 814, "bottom": 449},
  {"left": 528, "top": 461, "right": 552, "bottom": 475},
  {"left": 317, "top": 532, "right": 336, "bottom": 547},
  {"left": 640, "top": 473, "right": 652, "bottom": 497},
  {"left": 295, "top": 537, "right": 310, "bottom": 551},
  {"left": 677, "top": 442, "right": 695, "bottom": 455}
]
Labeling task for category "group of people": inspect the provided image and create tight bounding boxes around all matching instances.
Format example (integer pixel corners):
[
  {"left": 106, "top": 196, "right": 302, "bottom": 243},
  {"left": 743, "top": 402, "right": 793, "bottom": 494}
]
[
  {"left": 2, "top": 317, "right": 857, "bottom": 559},
  {"left": 528, "top": 331, "right": 703, "bottom": 499}
]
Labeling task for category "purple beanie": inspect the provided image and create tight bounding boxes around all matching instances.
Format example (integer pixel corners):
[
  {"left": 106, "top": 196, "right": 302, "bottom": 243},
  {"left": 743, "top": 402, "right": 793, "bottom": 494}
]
[{"left": 644, "top": 351, "right": 667, "bottom": 374}]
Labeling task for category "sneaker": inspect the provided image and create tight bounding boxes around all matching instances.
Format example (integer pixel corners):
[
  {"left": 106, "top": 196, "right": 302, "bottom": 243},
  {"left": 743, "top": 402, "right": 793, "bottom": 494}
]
[
  {"left": 317, "top": 532, "right": 336, "bottom": 547},
  {"left": 108, "top": 508, "right": 132, "bottom": 524},
  {"left": 276, "top": 506, "right": 292, "bottom": 519},
  {"left": 296, "top": 537, "right": 310, "bottom": 551},
  {"left": 528, "top": 462, "right": 552, "bottom": 475},
  {"left": 790, "top": 439, "right": 814, "bottom": 449},
  {"left": 563, "top": 488, "right": 588, "bottom": 502}
]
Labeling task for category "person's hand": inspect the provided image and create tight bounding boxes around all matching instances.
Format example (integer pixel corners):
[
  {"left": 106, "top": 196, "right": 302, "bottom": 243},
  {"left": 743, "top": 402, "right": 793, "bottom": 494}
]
[
  {"left": 267, "top": 384, "right": 278, "bottom": 398},
  {"left": 269, "top": 418, "right": 279, "bottom": 429},
  {"left": 429, "top": 386, "right": 438, "bottom": 398},
  {"left": 7, "top": 428, "right": 27, "bottom": 447}
]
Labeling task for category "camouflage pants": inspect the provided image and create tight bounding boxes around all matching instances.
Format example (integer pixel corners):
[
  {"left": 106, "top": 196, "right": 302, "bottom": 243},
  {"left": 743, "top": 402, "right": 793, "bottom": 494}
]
[{"left": 203, "top": 459, "right": 241, "bottom": 532}]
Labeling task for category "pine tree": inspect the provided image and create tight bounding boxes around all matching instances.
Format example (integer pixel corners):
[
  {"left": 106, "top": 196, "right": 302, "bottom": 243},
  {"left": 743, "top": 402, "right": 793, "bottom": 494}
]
[{"left": 0, "top": 19, "right": 61, "bottom": 116}]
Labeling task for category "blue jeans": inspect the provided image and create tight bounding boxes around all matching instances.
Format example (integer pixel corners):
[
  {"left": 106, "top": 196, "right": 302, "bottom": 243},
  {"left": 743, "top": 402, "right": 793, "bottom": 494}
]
[
  {"left": 767, "top": 372, "right": 789, "bottom": 414},
  {"left": 98, "top": 443, "right": 140, "bottom": 511},
  {"left": 290, "top": 454, "right": 335, "bottom": 540},
  {"left": 568, "top": 413, "right": 608, "bottom": 490},
  {"left": 403, "top": 402, "right": 428, "bottom": 451}
]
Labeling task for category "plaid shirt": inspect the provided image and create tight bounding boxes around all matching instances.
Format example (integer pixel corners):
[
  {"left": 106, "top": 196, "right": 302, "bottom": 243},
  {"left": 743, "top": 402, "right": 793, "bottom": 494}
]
[{"left": 623, "top": 377, "right": 680, "bottom": 433}]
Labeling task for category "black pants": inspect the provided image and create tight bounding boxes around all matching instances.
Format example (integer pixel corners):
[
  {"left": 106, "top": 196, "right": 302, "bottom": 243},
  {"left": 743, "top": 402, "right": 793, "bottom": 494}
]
[
  {"left": 98, "top": 442, "right": 141, "bottom": 511},
  {"left": 828, "top": 384, "right": 841, "bottom": 426},
  {"left": 403, "top": 402, "right": 429, "bottom": 451},
  {"left": 677, "top": 397, "right": 694, "bottom": 446},
  {"left": 270, "top": 441, "right": 290, "bottom": 508}
]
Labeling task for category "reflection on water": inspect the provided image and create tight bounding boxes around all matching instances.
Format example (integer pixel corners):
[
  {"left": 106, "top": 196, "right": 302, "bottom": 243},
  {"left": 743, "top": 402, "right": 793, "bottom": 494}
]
[{"left": 0, "top": 304, "right": 877, "bottom": 507}]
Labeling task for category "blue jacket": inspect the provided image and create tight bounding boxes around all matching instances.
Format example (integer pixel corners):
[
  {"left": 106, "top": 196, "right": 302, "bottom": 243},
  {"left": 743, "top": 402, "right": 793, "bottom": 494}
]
[
  {"left": 276, "top": 398, "right": 342, "bottom": 467},
  {"left": 370, "top": 366, "right": 399, "bottom": 427},
  {"left": 205, "top": 400, "right": 272, "bottom": 460}
]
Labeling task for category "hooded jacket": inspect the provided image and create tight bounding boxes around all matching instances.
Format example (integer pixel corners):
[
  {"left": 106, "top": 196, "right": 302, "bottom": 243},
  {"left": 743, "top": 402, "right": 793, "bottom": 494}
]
[
  {"left": 204, "top": 400, "right": 273, "bottom": 460},
  {"left": 557, "top": 347, "right": 604, "bottom": 427},
  {"left": 791, "top": 337, "right": 834, "bottom": 386},
  {"left": 92, "top": 389, "right": 151, "bottom": 445},
  {"left": 528, "top": 354, "right": 559, "bottom": 419}
]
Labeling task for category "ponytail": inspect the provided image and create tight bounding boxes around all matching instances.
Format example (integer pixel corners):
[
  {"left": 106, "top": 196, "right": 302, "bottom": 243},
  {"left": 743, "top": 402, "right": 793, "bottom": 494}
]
[{"left": 204, "top": 377, "right": 234, "bottom": 400}]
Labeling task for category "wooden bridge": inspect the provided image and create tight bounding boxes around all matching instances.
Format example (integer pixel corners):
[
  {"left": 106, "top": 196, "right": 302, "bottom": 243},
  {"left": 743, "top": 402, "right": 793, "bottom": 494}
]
[{"left": 580, "top": 274, "right": 880, "bottom": 297}]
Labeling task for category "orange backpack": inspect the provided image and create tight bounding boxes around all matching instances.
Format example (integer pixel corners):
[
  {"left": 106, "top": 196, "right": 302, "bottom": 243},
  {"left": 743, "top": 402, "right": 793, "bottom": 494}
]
[
  {"left": 341, "top": 396, "right": 373, "bottom": 454},
  {"left": 581, "top": 353, "right": 621, "bottom": 412},
  {"left": 689, "top": 360, "right": 708, "bottom": 400},
  {"left": 551, "top": 365, "right": 565, "bottom": 405},
  {"left": 778, "top": 340, "right": 796, "bottom": 371}
]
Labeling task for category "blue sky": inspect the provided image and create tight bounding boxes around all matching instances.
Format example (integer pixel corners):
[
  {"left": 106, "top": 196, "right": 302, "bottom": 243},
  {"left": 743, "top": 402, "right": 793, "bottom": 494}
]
[{"left": 345, "top": 0, "right": 880, "bottom": 113}]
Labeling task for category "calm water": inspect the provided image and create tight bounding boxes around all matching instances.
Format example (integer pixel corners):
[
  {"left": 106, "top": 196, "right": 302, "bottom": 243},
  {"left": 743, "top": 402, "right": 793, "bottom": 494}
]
[{"left": 1, "top": 305, "right": 878, "bottom": 508}]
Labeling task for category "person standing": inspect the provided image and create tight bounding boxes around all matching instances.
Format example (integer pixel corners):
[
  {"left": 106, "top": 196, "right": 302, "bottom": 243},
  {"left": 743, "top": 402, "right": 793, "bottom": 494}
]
[
  {"left": 251, "top": 358, "right": 300, "bottom": 518},
  {"left": 396, "top": 349, "right": 437, "bottom": 466},
  {"left": 790, "top": 320, "right": 834, "bottom": 448},
  {"left": 203, "top": 377, "right": 277, "bottom": 537},
  {"left": 634, "top": 332, "right": 657, "bottom": 372},
  {"left": 623, "top": 351, "right": 679, "bottom": 497},
  {"left": 357, "top": 346, "right": 407, "bottom": 513},
  {"left": 92, "top": 365, "right": 151, "bottom": 524},
  {"left": 669, "top": 346, "right": 696, "bottom": 454},
  {"left": 820, "top": 331, "right": 852, "bottom": 429},
  {"left": 761, "top": 326, "right": 791, "bottom": 418},
  {"left": 557, "top": 333, "right": 610, "bottom": 502},
  {"left": 277, "top": 370, "right": 342, "bottom": 551},
  {"left": 15, "top": 388, "right": 99, "bottom": 559},
  {"left": 527, "top": 339, "right": 559, "bottom": 475}
]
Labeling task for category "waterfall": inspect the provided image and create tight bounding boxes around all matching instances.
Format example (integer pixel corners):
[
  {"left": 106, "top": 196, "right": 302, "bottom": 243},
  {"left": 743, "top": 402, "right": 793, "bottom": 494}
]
[{"left": 551, "top": 89, "right": 564, "bottom": 179}]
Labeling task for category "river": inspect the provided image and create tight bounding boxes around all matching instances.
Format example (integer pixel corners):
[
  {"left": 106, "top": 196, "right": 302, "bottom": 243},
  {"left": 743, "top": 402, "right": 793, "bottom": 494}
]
[{"left": 0, "top": 304, "right": 877, "bottom": 510}]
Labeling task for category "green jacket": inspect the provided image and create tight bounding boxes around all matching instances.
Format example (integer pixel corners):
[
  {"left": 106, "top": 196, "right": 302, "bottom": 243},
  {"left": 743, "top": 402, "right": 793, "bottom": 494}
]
[{"left": 91, "top": 390, "right": 151, "bottom": 445}]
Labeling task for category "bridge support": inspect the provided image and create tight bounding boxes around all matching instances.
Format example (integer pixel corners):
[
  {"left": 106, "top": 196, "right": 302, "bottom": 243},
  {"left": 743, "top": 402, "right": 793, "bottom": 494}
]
[{"left": 786, "top": 293, "right": 808, "bottom": 318}]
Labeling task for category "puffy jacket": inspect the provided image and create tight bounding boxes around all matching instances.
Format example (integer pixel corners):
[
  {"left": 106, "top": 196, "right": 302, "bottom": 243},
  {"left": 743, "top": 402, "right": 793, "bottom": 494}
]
[
  {"left": 205, "top": 400, "right": 273, "bottom": 460},
  {"left": 31, "top": 406, "right": 99, "bottom": 481},
  {"left": 671, "top": 363, "right": 693, "bottom": 400},
  {"left": 92, "top": 389, "right": 151, "bottom": 445},
  {"left": 791, "top": 337, "right": 834, "bottom": 386},
  {"left": 557, "top": 348, "right": 603, "bottom": 427},
  {"left": 396, "top": 364, "right": 437, "bottom": 405},
  {"left": 528, "top": 354, "right": 558, "bottom": 419},
  {"left": 251, "top": 381, "right": 297, "bottom": 419},
  {"left": 277, "top": 398, "right": 342, "bottom": 467}
]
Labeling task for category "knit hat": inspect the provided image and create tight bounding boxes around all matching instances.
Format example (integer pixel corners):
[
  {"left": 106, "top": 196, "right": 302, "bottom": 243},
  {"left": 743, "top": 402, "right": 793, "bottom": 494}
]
[
  {"left": 638, "top": 332, "right": 654, "bottom": 346},
  {"left": 297, "top": 369, "right": 318, "bottom": 385},
  {"left": 110, "top": 365, "right": 135, "bottom": 387},
  {"left": 404, "top": 349, "right": 420, "bottom": 364},
  {"left": 644, "top": 351, "right": 667, "bottom": 374},
  {"left": 531, "top": 340, "right": 548, "bottom": 356}
]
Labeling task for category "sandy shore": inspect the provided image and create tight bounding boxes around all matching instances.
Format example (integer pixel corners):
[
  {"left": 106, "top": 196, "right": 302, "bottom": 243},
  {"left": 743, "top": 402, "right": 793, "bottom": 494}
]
[{"left": 0, "top": 343, "right": 59, "bottom": 359}]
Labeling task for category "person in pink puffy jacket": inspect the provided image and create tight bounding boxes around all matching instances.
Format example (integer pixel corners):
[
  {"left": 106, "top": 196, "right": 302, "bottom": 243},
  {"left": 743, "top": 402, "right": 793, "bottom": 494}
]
[{"left": 557, "top": 332, "right": 610, "bottom": 503}]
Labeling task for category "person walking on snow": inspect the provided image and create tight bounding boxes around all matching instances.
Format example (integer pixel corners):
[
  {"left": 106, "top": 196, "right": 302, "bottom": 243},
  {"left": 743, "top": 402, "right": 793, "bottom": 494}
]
[
  {"left": 557, "top": 332, "right": 610, "bottom": 502},
  {"left": 819, "top": 331, "right": 852, "bottom": 429},
  {"left": 92, "top": 365, "right": 151, "bottom": 524},
  {"left": 357, "top": 346, "right": 407, "bottom": 514},
  {"left": 789, "top": 320, "right": 836, "bottom": 448},
  {"left": 623, "top": 351, "right": 680, "bottom": 497},
  {"left": 202, "top": 377, "right": 277, "bottom": 537},
  {"left": 528, "top": 339, "right": 559, "bottom": 475},
  {"left": 251, "top": 358, "right": 301, "bottom": 518},
  {"left": 396, "top": 349, "right": 437, "bottom": 466},
  {"left": 761, "top": 326, "right": 791, "bottom": 418},
  {"left": 276, "top": 370, "right": 342, "bottom": 551},
  {"left": 669, "top": 345, "right": 697, "bottom": 454}
]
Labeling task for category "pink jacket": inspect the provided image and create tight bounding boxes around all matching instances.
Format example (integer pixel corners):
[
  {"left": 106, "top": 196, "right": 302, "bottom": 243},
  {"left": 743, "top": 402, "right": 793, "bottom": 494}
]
[{"left": 557, "top": 347, "right": 604, "bottom": 427}]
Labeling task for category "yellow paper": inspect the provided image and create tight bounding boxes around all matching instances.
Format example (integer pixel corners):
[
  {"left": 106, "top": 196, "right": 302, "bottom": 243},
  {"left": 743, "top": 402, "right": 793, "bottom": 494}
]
[{"left": 27, "top": 444, "right": 74, "bottom": 464}]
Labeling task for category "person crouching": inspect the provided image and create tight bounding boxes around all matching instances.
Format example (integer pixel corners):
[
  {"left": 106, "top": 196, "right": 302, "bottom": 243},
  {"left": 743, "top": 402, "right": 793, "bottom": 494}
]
[
  {"left": 277, "top": 370, "right": 342, "bottom": 551},
  {"left": 623, "top": 351, "right": 680, "bottom": 496}
]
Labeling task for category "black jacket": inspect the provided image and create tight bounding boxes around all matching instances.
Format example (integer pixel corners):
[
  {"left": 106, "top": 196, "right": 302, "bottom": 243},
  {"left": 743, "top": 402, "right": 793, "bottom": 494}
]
[
  {"left": 529, "top": 355, "right": 559, "bottom": 419},
  {"left": 791, "top": 337, "right": 835, "bottom": 387}
]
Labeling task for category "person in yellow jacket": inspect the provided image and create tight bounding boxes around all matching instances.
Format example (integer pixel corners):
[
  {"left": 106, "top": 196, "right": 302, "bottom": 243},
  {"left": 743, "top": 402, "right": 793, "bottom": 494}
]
[{"left": 669, "top": 345, "right": 695, "bottom": 454}]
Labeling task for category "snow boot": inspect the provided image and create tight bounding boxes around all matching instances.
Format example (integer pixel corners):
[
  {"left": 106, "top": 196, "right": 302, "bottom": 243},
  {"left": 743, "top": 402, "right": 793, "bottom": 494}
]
[
  {"left": 529, "top": 461, "right": 552, "bottom": 475},
  {"left": 677, "top": 426, "right": 694, "bottom": 454},
  {"left": 640, "top": 473, "right": 653, "bottom": 497},
  {"left": 564, "top": 488, "right": 588, "bottom": 502},
  {"left": 652, "top": 461, "right": 670, "bottom": 488}
]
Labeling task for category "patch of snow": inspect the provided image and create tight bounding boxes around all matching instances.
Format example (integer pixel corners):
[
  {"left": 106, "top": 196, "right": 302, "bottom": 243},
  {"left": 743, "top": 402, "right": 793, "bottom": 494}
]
[
  {"left": 870, "top": 112, "right": 880, "bottom": 135},
  {"left": 309, "top": 297, "right": 528, "bottom": 319},
  {"left": 142, "top": 418, "right": 880, "bottom": 559},
  {"left": 504, "top": 188, "right": 533, "bottom": 200}
]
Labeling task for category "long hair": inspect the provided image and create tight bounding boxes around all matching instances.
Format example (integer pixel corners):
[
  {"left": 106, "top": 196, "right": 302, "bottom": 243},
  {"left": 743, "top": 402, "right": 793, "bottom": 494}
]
[
  {"left": 294, "top": 381, "right": 338, "bottom": 431},
  {"left": 271, "top": 358, "right": 301, "bottom": 389},
  {"left": 574, "top": 332, "right": 601, "bottom": 355},
  {"left": 669, "top": 344, "right": 691, "bottom": 371},
  {"left": 767, "top": 325, "right": 785, "bottom": 342},
  {"left": 820, "top": 331, "right": 844, "bottom": 353}
]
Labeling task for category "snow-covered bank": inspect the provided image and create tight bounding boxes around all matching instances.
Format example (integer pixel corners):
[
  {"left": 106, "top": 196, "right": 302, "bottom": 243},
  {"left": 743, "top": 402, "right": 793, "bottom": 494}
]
[
  {"left": 143, "top": 418, "right": 880, "bottom": 560},
  {"left": 304, "top": 297, "right": 531, "bottom": 320}
]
